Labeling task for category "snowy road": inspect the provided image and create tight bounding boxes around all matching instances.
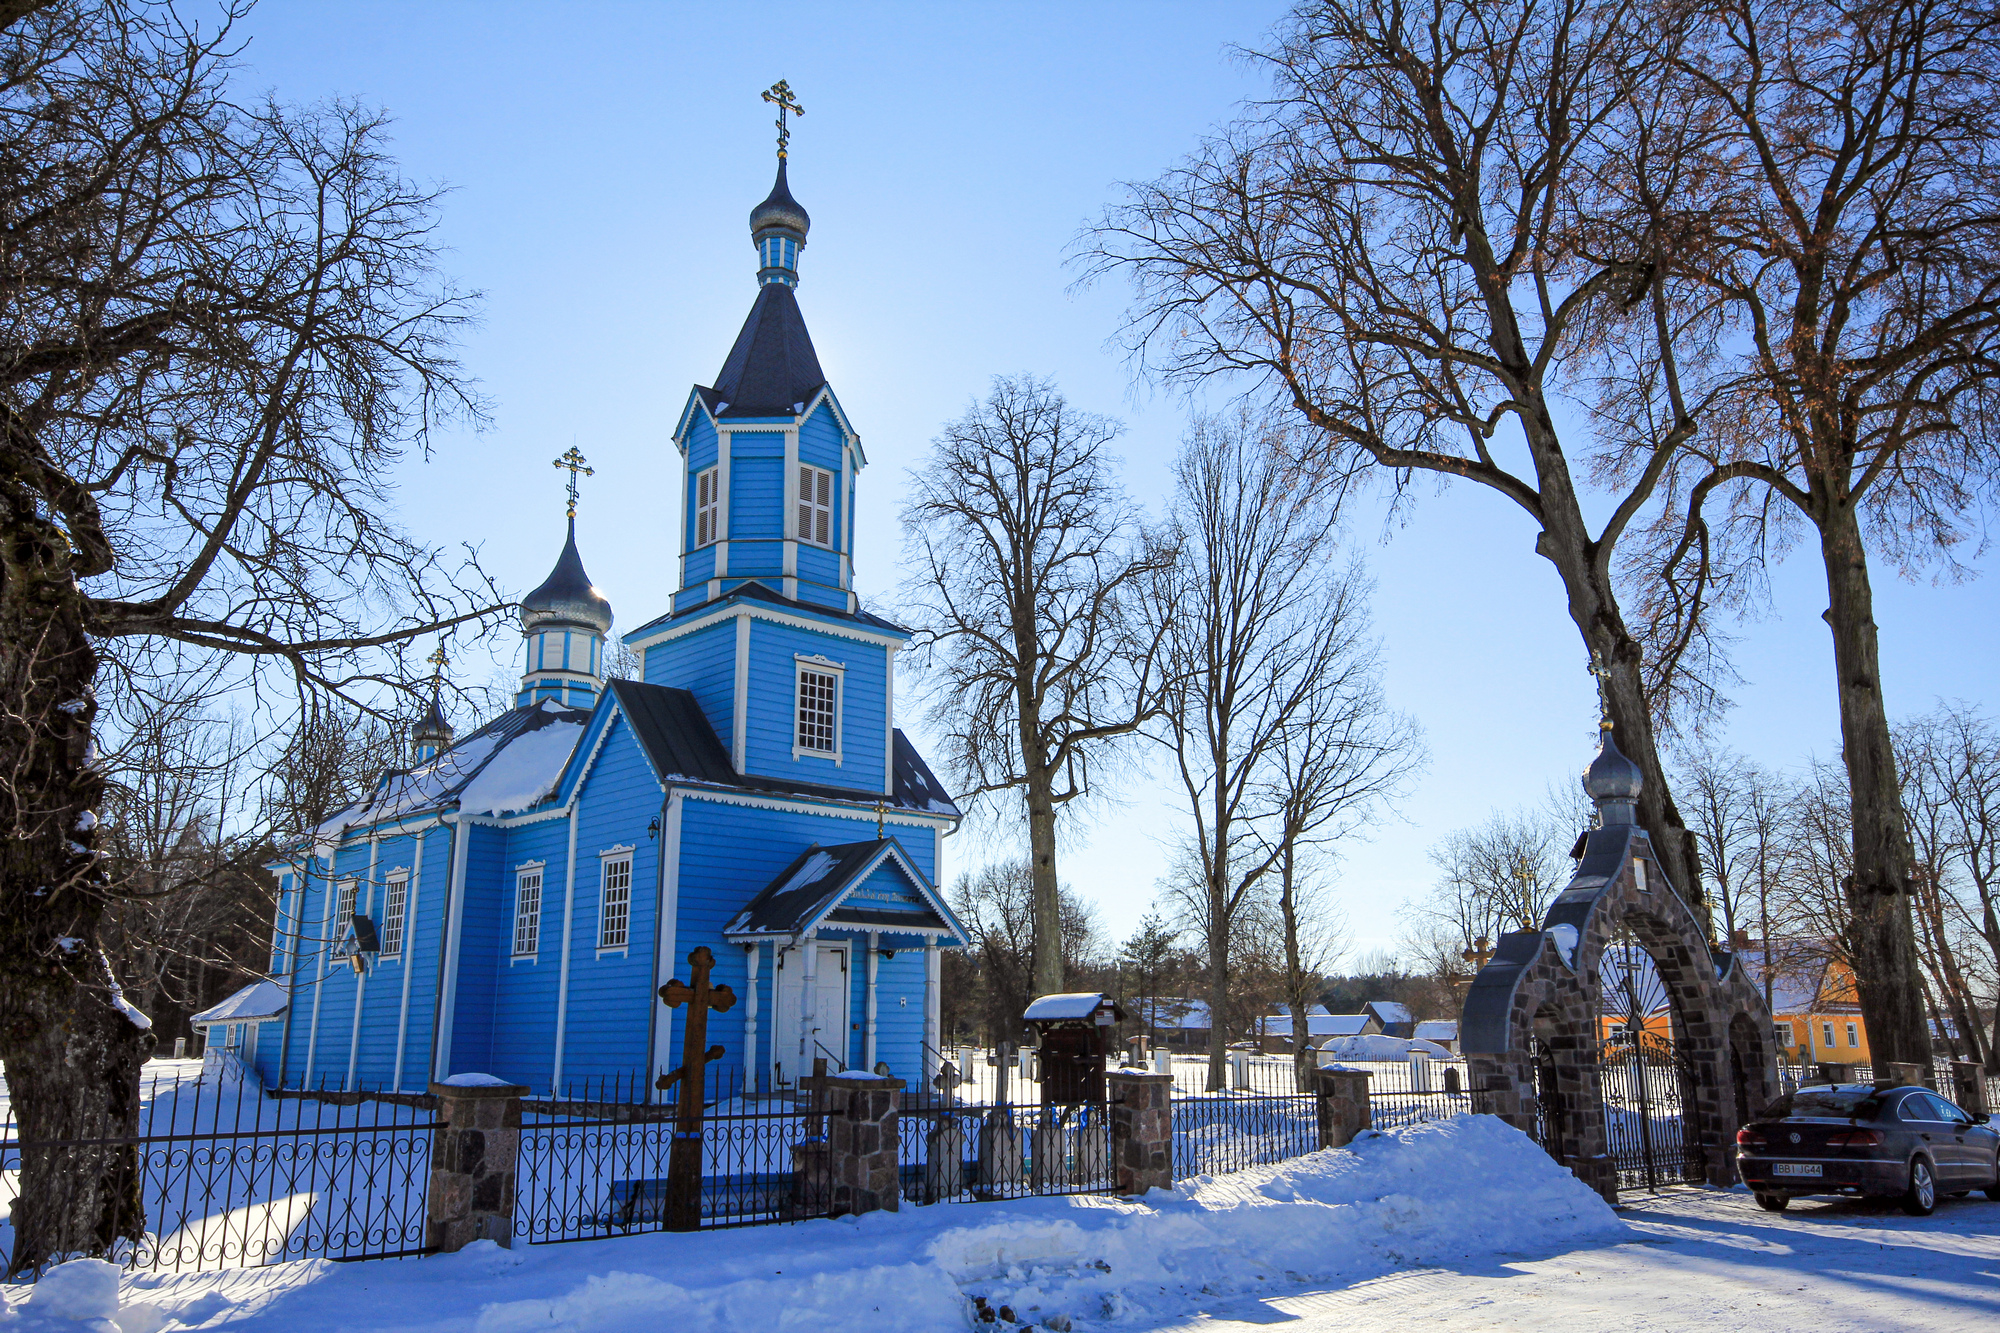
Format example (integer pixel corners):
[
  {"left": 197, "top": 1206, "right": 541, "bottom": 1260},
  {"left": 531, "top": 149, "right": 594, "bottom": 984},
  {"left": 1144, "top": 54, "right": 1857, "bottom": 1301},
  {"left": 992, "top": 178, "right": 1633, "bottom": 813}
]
[{"left": 1144, "top": 1188, "right": 2000, "bottom": 1333}]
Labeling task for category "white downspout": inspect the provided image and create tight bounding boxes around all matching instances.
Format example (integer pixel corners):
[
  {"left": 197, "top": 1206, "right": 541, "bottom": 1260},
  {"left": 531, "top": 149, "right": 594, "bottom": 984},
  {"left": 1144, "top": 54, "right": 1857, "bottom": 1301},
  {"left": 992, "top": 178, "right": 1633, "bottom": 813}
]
[
  {"left": 801, "top": 934, "right": 819, "bottom": 1074},
  {"left": 551, "top": 803, "right": 581, "bottom": 1095},
  {"left": 863, "top": 932, "right": 880, "bottom": 1072},
  {"left": 303, "top": 855, "right": 334, "bottom": 1085},
  {"left": 924, "top": 937, "right": 941, "bottom": 1087},
  {"left": 344, "top": 835, "right": 379, "bottom": 1092},
  {"left": 743, "top": 942, "right": 761, "bottom": 1095}
]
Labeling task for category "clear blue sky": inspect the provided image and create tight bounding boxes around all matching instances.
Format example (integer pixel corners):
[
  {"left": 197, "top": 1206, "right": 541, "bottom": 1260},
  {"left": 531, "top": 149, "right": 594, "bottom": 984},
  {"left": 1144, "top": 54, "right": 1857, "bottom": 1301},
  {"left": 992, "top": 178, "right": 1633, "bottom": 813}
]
[{"left": 237, "top": 1, "right": 2000, "bottom": 960}]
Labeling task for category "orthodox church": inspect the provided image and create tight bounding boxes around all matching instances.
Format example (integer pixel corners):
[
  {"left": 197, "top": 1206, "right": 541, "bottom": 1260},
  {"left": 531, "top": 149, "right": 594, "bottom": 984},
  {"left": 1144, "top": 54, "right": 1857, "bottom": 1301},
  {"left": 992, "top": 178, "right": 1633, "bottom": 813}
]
[{"left": 234, "top": 123, "right": 969, "bottom": 1098}]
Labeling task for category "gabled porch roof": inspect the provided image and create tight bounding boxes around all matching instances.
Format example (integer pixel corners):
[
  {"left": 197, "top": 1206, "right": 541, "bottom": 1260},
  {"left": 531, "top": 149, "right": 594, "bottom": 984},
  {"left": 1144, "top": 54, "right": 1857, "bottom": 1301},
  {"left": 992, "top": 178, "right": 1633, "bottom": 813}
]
[{"left": 724, "top": 838, "right": 968, "bottom": 945}]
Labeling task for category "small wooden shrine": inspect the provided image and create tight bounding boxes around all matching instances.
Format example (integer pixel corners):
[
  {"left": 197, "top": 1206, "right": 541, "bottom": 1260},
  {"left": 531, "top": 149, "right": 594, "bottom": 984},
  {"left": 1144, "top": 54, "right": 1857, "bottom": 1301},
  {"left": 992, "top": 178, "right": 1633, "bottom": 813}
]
[{"left": 1023, "top": 992, "right": 1126, "bottom": 1105}]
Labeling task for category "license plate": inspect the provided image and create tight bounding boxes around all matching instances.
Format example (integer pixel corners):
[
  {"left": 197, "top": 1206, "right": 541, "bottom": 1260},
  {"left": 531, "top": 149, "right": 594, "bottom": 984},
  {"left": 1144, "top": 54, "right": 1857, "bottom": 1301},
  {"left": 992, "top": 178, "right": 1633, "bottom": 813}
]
[{"left": 1772, "top": 1163, "right": 1822, "bottom": 1177}]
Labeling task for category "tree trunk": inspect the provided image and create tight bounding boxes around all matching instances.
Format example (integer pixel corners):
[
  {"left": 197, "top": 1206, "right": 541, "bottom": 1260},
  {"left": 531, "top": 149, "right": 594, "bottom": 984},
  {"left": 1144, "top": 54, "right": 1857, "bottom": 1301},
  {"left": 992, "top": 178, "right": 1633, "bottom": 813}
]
[
  {"left": 1205, "top": 886, "right": 1229, "bottom": 1094},
  {"left": 1818, "top": 502, "right": 1931, "bottom": 1068},
  {"left": 1530, "top": 519, "right": 1705, "bottom": 921},
  {"left": 0, "top": 498, "right": 153, "bottom": 1275},
  {"left": 1278, "top": 843, "right": 1314, "bottom": 1092},
  {"left": 1024, "top": 765, "right": 1064, "bottom": 1004}
]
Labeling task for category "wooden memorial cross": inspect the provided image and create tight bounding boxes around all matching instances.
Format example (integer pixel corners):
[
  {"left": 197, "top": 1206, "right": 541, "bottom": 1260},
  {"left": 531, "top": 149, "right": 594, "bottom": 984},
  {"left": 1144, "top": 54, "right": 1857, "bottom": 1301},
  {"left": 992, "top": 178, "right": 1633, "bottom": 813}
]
[
  {"left": 796, "top": 1056, "right": 837, "bottom": 1138},
  {"left": 656, "top": 945, "right": 736, "bottom": 1231}
]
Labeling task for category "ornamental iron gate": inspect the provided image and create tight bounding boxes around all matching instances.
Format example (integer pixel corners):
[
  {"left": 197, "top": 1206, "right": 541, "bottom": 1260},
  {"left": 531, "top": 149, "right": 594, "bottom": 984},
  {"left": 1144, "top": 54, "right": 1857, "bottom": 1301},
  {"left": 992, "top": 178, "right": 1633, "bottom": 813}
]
[{"left": 1597, "top": 1031, "right": 1702, "bottom": 1190}]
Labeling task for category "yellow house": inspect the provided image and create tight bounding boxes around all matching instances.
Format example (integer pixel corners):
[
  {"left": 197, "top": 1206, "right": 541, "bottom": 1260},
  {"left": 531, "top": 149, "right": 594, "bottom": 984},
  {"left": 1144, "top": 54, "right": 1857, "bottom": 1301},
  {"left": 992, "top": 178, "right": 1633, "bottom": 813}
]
[{"left": 1735, "top": 936, "right": 1872, "bottom": 1067}]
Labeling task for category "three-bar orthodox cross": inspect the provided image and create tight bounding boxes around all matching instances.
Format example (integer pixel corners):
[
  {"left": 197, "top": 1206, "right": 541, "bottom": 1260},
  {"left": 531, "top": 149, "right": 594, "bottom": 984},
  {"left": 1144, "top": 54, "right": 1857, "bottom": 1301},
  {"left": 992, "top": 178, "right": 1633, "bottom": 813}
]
[
  {"left": 656, "top": 945, "right": 736, "bottom": 1230},
  {"left": 554, "top": 446, "right": 593, "bottom": 519},
  {"left": 762, "top": 80, "right": 803, "bottom": 160},
  {"left": 1587, "top": 648, "right": 1614, "bottom": 731}
]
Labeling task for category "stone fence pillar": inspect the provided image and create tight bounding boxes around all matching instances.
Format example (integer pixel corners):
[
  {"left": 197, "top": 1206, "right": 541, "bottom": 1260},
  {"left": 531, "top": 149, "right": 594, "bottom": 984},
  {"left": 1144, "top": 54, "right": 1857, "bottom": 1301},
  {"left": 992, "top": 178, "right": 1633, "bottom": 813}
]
[
  {"left": 1883, "top": 1061, "right": 1932, "bottom": 1089},
  {"left": 1106, "top": 1070, "right": 1172, "bottom": 1196},
  {"left": 1814, "top": 1061, "right": 1857, "bottom": 1084},
  {"left": 825, "top": 1074, "right": 904, "bottom": 1217},
  {"left": 1313, "top": 1066, "right": 1371, "bottom": 1149},
  {"left": 1949, "top": 1061, "right": 1990, "bottom": 1115},
  {"left": 426, "top": 1078, "right": 526, "bottom": 1252}
]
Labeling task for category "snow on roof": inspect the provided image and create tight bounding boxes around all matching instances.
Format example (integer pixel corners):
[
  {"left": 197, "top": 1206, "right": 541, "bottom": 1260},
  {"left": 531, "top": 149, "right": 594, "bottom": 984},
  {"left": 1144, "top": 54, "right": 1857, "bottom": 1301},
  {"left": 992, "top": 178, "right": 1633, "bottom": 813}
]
[
  {"left": 304, "top": 701, "right": 589, "bottom": 855},
  {"left": 1263, "top": 1012, "right": 1372, "bottom": 1038},
  {"left": 457, "top": 716, "right": 588, "bottom": 815},
  {"left": 1413, "top": 1020, "right": 1459, "bottom": 1040},
  {"left": 1024, "top": 992, "right": 1114, "bottom": 1021},
  {"left": 1366, "top": 1000, "right": 1414, "bottom": 1024},
  {"left": 191, "top": 979, "right": 288, "bottom": 1026}
]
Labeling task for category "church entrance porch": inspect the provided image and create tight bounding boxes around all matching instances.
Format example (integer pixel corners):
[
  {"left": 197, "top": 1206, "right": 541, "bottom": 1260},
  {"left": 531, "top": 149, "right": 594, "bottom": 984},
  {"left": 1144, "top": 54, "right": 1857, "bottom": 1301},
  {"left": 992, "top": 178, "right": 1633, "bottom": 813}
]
[{"left": 771, "top": 940, "right": 851, "bottom": 1089}]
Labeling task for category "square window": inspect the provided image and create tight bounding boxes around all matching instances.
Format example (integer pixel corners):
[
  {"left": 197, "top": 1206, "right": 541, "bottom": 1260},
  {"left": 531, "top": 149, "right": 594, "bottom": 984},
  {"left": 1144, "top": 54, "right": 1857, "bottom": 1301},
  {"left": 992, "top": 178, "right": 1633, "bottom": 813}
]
[
  {"left": 599, "top": 857, "right": 631, "bottom": 950},
  {"left": 513, "top": 870, "right": 543, "bottom": 957},
  {"left": 382, "top": 875, "right": 408, "bottom": 957},
  {"left": 796, "top": 667, "right": 838, "bottom": 754},
  {"left": 797, "top": 465, "right": 834, "bottom": 547},
  {"left": 695, "top": 467, "right": 720, "bottom": 547}
]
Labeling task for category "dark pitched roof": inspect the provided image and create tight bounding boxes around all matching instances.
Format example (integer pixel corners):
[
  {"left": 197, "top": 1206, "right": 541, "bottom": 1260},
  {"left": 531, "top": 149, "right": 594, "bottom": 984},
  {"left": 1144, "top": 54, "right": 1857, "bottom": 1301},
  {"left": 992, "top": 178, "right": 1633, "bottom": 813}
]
[
  {"left": 724, "top": 839, "right": 950, "bottom": 938},
  {"left": 625, "top": 578, "right": 909, "bottom": 640},
  {"left": 705, "top": 283, "right": 825, "bottom": 419},
  {"left": 603, "top": 678, "right": 960, "bottom": 818}
]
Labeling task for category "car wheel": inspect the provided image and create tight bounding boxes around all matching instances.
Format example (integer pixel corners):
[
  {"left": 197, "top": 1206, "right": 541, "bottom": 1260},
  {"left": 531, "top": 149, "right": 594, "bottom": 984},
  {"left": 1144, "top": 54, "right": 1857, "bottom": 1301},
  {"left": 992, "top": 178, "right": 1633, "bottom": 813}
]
[
  {"left": 1901, "top": 1158, "right": 1937, "bottom": 1217},
  {"left": 1755, "top": 1192, "right": 1788, "bottom": 1212}
]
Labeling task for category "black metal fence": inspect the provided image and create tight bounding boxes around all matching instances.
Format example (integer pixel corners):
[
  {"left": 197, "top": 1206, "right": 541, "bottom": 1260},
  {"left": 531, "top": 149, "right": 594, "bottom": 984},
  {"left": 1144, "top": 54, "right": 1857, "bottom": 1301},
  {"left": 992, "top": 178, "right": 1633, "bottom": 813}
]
[
  {"left": 515, "top": 1068, "right": 831, "bottom": 1242},
  {"left": 0, "top": 1059, "right": 435, "bottom": 1278},
  {"left": 899, "top": 1099, "right": 1113, "bottom": 1203}
]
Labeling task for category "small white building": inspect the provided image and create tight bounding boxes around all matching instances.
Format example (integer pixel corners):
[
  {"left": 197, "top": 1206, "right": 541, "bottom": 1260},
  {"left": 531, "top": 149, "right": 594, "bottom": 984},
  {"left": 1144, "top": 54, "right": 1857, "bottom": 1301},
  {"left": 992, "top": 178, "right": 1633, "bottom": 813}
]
[{"left": 189, "top": 980, "right": 288, "bottom": 1065}]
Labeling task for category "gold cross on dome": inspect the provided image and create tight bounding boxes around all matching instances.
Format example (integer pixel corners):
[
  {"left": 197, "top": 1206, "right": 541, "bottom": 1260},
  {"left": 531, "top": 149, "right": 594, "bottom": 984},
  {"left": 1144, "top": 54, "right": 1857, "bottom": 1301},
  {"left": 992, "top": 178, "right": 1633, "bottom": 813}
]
[
  {"left": 553, "top": 446, "right": 593, "bottom": 518},
  {"left": 762, "top": 80, "right": 803, "bottom": 160},
  {"left": 426, "top": 644, "right": 448, "bottom": 679},
  {"left": 1587, "top": 648, "right": 1614, "bottom": 731}
]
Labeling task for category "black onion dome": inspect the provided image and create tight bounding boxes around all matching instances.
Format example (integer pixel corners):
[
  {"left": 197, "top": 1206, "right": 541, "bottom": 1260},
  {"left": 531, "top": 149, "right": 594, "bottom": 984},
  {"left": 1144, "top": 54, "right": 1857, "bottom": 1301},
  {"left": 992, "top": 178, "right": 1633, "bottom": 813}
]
[
  {"left": 414, "top": 694, "right": 451, "bottom": 743},
  {"left": 749, "top": 160, "right": 810, "bottom": 238},
  {"left": 521, "top": 520, "right": 613, "bottom": 633},
  {"left": 1584, "top": 727, "right": 1644, "bottom": 802}
]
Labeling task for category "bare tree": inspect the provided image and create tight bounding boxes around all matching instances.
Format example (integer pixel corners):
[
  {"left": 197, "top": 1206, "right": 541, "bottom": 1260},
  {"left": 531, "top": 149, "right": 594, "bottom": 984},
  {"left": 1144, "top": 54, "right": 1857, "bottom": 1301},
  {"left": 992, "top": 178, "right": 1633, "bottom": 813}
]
[
  {"left": 901, "top": 375, "right": 1167, "bottom": 999},
  {"left": 1420, "top": 809, "right": 1574, "bottom": 952},
  {"left": 1083, "top": 0, "right": 1718, "bottom": 912},
  {"left": 0, "top": 3, "right": 505, "bottom": 1270},
  {"left": 1146, "top": 412, "right": 1411, "bottom": 1088},
  {"left": 1898, "top": 704, "right": 2000, "bottom": 1068},
  {"left": 943, "top": 858, "right": 1101, "bottom": 1046},
  {"left": 1637, "top": 1, "right": 2000, "bottom": 1067}
]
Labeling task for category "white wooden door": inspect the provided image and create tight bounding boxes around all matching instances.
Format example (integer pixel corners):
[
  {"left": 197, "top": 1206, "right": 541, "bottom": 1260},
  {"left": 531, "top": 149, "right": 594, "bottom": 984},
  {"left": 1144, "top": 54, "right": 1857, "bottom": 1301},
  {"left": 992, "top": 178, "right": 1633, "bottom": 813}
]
[{"left": 772, "top": 942, "right": 850, "bottom": 1085}]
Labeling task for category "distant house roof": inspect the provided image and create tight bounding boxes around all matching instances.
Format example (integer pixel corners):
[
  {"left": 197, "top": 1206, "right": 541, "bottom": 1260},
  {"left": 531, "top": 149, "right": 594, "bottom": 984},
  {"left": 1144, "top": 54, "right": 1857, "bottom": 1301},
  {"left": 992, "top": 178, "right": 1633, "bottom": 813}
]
[
  {"left": 1365, "top": 1000, "right": 1414, "bottom": 1025},
  {"left": 191, "top": 980, "right": 288, "bottom": 1027},
  {"left": 1736, "top": 945, "right": 1858, "bottom": 1016},
  {"left": 1136, "top": 998, "right": 1211, "bottom": 1030},
  {"left": 723, "top": 838, "right": 966, "bottom": 944},
  {"left": 1413, "top": 1020, "right": 1459, "bottom": 1041}
]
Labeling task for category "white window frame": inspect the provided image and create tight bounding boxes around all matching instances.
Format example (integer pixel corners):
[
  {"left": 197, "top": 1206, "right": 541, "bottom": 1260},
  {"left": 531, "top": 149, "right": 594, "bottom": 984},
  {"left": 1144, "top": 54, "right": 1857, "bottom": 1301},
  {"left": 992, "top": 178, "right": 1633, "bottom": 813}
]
[
  {"left": 335, "top": 879, "right": 357, "bottom": 932},
  {"left": 1823, "top": 1021, "right": 1836, "bottom": 1048},
  {"left": 694, "top": 467, "right": 720, "bottom": 547},
  {"left": 512, "top": 864, "right": 545, "bottom": 959},
  {"left": 793, "top": 655, "right": 843, "bottom": 762},
  {"left": 598, "top": 850, "right": 633, "bottom": 952},
  {"left": 381, "top": 872, "right": 408, "bottom": 958},
  {"left": 1846, "top": 1022, "right": 1859, "bottom": 1048},
  {"left": 796, "top": 464, "right": 835, "bottom": 547}
]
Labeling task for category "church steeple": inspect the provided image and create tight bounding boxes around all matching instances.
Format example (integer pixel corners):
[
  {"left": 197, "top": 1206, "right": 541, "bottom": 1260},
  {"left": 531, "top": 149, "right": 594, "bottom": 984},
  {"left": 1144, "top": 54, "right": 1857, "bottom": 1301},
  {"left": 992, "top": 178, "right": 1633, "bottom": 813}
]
[{"left": 518, "top": 451, "right": 613, "bottom": 709}]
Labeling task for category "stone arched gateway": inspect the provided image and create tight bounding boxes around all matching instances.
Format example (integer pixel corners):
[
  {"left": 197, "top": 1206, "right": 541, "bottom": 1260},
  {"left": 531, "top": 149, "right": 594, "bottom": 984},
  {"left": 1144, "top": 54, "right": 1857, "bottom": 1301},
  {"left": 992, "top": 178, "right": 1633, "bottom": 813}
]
[{"left": 1461, "top": 727, "right": 1777, "bottom": 1201}]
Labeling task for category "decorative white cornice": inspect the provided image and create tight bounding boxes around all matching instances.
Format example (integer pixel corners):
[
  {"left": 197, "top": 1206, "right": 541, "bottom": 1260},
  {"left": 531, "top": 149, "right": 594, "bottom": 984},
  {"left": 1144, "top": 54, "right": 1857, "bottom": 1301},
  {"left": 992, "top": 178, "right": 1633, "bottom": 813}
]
[{"left": 623, "top": 598, "right": 904, "bottom": 652}]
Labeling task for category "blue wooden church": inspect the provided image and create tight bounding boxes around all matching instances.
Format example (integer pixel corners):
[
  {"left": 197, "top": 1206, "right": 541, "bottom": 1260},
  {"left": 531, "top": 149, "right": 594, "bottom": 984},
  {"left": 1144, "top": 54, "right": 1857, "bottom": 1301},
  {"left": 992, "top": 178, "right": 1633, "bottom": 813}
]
[{"left": 239, "top": 132, "right": 969, "bottom": 1098}]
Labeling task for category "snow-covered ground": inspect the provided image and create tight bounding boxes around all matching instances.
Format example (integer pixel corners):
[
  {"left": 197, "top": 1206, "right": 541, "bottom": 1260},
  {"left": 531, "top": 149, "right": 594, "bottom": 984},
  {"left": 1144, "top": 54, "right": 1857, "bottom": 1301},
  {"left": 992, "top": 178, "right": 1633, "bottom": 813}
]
[{"left": 4, "top": 1113, "right": 1991, "bottom": 1332}]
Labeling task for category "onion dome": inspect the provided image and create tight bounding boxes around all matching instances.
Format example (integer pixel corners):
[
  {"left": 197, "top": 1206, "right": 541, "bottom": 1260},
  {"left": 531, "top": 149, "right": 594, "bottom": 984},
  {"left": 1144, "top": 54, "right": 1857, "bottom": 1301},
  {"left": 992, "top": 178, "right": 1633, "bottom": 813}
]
[
  {"left": 750, "top": 160, "right": 810, "bottom": 240},
  {"left": 521, "top": 519, "right": 613, "bottom": 634},
  {"left": 414, "top": 695, "right": 451, "bottom": 746},
  {"left": 1584, "top": 725, "right": 1644, "bottom": 825}
]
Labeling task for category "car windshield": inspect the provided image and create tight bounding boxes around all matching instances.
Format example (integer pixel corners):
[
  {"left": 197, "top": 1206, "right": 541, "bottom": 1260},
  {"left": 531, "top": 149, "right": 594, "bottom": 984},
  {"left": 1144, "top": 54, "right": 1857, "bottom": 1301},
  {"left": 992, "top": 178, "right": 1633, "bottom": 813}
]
[{"left": 1774, "top": 1087, "right": 1881, "bottom": 1119}]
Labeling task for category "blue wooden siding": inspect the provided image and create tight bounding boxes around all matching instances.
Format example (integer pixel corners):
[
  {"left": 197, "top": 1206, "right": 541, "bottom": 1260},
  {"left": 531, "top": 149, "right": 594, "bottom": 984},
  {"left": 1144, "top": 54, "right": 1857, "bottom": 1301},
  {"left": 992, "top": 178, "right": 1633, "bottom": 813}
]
[
  {"left": 545, "top": 716, "right": 662, "bottom": 1091},
  {"left": 475, "top": 816, "right": 568, "bottom": 1087},
  {"left": 646, "top": 618, "right": 735, "bottom": 753},
  {"left": 683, "top": 543, "right": 716, "bottom": 586},
  {"left": 798, "top": 403, "right": 843, "bottom": 474},
  {"left": 740, "top": 619, "right": 888, "bottom": 790},
  {"left": 728, "top": 432, "right": 784, "bottom": 543},
  {"left": 443, "top": 823, "right": 511, "bottom": 1077}
]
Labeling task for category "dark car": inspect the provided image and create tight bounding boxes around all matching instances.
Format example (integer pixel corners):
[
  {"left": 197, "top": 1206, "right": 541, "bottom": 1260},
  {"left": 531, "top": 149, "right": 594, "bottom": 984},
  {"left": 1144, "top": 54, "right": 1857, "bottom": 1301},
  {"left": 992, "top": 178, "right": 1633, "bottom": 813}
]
[{"left": 1737, "top": 1083, "right": 2000, "bottom": 1215}]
